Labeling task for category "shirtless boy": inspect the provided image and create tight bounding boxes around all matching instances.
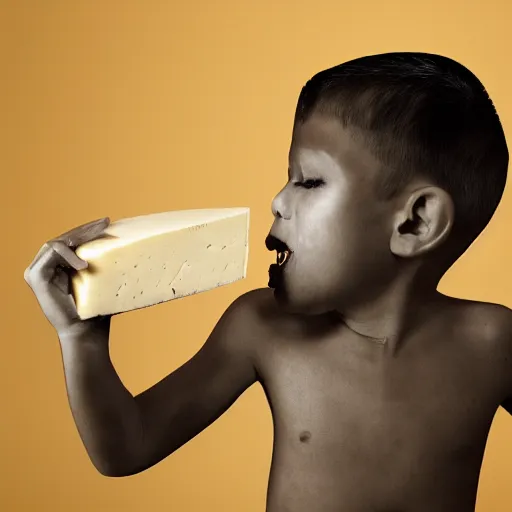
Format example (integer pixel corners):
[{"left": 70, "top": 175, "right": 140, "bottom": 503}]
[{"left": 24, "top": 52, "right": 512, "bottom": 511}]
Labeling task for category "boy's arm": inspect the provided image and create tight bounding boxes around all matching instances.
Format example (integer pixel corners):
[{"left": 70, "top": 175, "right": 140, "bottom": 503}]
[
  {"left": 59, "top": 289, "right": 260, "bottom": 477},
  {"left": 132, "top": 289, "right": 260, "bottom": 474},
  {"left": 24, "top": 218, "right": 261, "bottom": 478}
]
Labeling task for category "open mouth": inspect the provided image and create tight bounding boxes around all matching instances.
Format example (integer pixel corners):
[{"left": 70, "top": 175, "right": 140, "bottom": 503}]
[{"left": 265, "top": 234, "right": 293, "bottom": 268}]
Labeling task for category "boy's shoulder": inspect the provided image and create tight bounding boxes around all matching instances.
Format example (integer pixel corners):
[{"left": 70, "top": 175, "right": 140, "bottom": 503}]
[
  {"left": 227, "top": 287, "right": 282, "bottom": 328},
  {"left": 234, "top": 286, "right": 275, "bottom": 305},
  {"left": 225, "top": 287, "right": 301, "bottom": 345},
  {"left": 449, "top": 297, "right": 512, "bottom": 351},
  {"left": 451, "top": 299, "right": 512, "bottom": 400},
  {"left": 212, "top": 287, "right": 284, "bottom": 366},
  {"left": 230, "top": 290, "right": 512, "bottom": 353},
  {"left": 216, "top": 287, "right": 276, "bottom": 340}
]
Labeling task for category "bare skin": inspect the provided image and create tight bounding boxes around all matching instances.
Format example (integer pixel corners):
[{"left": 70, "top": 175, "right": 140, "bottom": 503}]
[
  {"left": 24, "top": 236, "right": 512, "bottom": 511},
  {"left": 252, "top": 288, "right": 512, "bottom": 512},
  {"left": 24, "top": 113, "right": 512, "bottom": 511}
]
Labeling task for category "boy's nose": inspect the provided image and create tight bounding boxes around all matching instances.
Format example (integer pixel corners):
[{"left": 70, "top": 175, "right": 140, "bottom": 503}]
[{"left": 271, "top": 188, "right": 291, "bottom": 219}]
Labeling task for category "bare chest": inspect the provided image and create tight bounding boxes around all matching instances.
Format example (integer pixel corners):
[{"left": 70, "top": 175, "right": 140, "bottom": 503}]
[
  {"left": 262, "top": 332, "right": 502, "bottom": 454},
  {"left": 258, "top": 331, "right": 504, "bottom": 510}
]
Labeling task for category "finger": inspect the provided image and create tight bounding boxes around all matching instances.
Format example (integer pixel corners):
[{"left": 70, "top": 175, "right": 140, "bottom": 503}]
[
  {"left": 25, "top": 241, "right": 61, "bottom": 285},
  {"left": 25, "top": 242, "right": 52, "bottom": 277},
  {"left": 25, "top": 246, "right": 82, "bottom": 328},
  {"left": 25, "top": 217, "right": 112, "bottom": 284},
  {"left": 49, "top": 240, "right": 88, "bottom": 270},
  {"left": 55, "top": 217, "right": 111, "bottom": 248},
  {"left": 26, "top": 241, "right": 80, "bottom": 287},
  {"left": 27, "top": 217, "right": 111, "bottom": 273}
]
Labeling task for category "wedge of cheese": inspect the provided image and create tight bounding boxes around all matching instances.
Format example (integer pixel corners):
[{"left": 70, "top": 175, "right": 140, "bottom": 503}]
[{"left": 71, "top": 208, "right": 250, "bottom": 319}]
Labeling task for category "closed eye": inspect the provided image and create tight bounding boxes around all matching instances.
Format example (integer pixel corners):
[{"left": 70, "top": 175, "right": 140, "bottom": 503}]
[{"left": 294, "top": 179, "right": 325, "bottom": 189}]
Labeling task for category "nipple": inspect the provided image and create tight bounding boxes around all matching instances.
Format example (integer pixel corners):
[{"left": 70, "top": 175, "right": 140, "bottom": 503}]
[{"left": 299, "top": 431, "right": 312, "bottom": 443}]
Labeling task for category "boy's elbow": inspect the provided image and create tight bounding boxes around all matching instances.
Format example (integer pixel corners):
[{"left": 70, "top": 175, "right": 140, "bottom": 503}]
[
  {"left": 89, "top": 450, "right": 150, "bottom": 478},
  {"left": 94, "top": 460, "right": 146, "bottom": 478},
  {"left": 91, "top": 458, "right": 129, "bottom": 477},
  {"left": 97, "top": 468, "right": 136, "bottom": 478}
]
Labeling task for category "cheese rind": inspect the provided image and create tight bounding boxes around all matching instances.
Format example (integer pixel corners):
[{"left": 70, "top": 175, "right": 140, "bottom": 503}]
[{"left": 71, "top": 208, "right": 250, "bottom": 319}]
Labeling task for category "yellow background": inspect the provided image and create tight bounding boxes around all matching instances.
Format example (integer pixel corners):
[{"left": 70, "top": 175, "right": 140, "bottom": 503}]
[{"left": 4, "top": 0, "right": 512, "bottom": 510}]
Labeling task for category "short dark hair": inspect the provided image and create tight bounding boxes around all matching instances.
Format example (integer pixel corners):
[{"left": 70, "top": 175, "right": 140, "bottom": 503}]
[{"left": 294, "top": 52, "right": 508, "bottom": 247}]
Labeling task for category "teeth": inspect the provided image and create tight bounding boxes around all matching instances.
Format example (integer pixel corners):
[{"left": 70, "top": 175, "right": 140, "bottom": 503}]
[{"left": 277, "top": 250, "right": 290, "bottom": 266}]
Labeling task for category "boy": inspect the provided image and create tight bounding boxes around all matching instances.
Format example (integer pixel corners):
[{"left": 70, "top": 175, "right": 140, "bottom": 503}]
[{"left": 24, "top": 52, "right": 512, "bottom": 511}]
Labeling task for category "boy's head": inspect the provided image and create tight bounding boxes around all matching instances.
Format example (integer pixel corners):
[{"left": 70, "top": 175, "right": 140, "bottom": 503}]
[
  {"left": 295, "top": 52, "right": 508, "bottom": 250},
  {"left": 269, "top": 52, "right": 508, "bottom": 314}
]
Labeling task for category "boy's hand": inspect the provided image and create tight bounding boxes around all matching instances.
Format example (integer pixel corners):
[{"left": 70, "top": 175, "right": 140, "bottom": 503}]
[{"left": 24, "top": 217, "right": 111, "bottom": 338}]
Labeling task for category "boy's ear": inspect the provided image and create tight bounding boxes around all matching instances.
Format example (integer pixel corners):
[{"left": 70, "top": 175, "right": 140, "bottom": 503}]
[{"left": 390, "top": 186, "right": 454, "bottom": 258}]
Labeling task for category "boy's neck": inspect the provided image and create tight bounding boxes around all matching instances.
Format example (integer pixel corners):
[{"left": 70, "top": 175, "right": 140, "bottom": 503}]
[{"left": 333, "top": 274, "right": 444, "bottom": 354}]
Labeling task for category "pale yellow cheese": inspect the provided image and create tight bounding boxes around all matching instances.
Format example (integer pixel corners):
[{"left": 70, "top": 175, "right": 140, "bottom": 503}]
[{"left": 71, "top": 208, "right": 250, "bottom": 319}]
